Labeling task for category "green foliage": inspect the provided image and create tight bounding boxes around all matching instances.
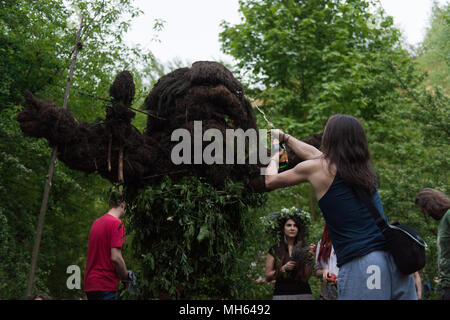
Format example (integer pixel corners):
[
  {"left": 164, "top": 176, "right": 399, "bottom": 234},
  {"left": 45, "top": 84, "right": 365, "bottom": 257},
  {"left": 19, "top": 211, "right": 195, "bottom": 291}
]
[
  {"left": 220, "top": 0, "right": 410, "bottom": 136},
  {"left": 0, "top": 0, "right": 158, "bottom": 299},
  {"left": 0, "top": 0, "right": 70, "bottom": 107},
  {"left": 123, "top": 176, "right": 267, "bottom": 299},
  {"left": 1, "top": 0, "right": 447, "bottom": 300},
  {"left": 368, "top": 59, "right": 449, "bottom": 295},
  {"left": 221, "top": 0, "right": 449, "bottom": 299},
  {"left": 260, "top": 206, "right": 311, "bottom": 240},
  {"left": 367, "top": 4, "right": 449, "bottom": 292},
  {"left": 0, "top": 105, "right": 109, "bottom": 299},
  {"left": 416, "top": 2, "right": 450, "bottom": 91}
]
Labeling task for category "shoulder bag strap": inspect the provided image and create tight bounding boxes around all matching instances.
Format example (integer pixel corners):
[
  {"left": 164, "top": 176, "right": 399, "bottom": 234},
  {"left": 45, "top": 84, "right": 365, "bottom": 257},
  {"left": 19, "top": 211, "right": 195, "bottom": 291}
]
[{"left": 352, "top": 186, "right": 389, "bottom": 232}]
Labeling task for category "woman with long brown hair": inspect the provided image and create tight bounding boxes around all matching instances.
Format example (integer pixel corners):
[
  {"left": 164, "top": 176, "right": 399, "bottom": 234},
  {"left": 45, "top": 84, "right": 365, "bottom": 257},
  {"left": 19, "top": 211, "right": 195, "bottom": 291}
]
[
  {"left": 416, "top": 188, "right": 450, "bottom": 300},
  {"left": 265, "top": 114, "right": 417, "bottom": 299},
  {"left": 265, "top": 212, "right": 315, "bottom": 300}
]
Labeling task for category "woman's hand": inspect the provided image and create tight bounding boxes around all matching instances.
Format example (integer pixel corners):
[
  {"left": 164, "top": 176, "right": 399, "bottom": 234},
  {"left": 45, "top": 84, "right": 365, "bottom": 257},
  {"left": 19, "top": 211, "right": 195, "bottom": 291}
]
[
  {"left": 282, "top": 261, "right": 297, "bottom": 271},
  {"left": 308, "top": 243, "right": 316, "bottom": 257},
  {"left": 322, "top": 269, "right": 331, "bottom": 282},
  {"left": 321, "top": 269, "right": 337, "bottom": 284},
  {"left": 328, "top": 274, "right": 337, "bottom": 284}
]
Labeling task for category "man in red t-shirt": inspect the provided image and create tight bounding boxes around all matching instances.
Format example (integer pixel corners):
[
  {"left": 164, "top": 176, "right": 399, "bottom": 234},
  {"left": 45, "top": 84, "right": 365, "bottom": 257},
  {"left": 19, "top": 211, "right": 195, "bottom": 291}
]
[{"left": 84, "top": 192, "right": 129, "bottom": 300}]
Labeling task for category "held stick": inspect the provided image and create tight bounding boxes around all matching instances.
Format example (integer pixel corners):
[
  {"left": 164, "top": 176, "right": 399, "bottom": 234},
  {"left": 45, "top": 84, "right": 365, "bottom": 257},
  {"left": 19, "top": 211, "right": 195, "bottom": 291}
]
[
  {"left": 254, "top": 104, "right": 289, "bottom": 169},
  {"left": 254, "top": 104, "right": 274, "bottom": 129}
]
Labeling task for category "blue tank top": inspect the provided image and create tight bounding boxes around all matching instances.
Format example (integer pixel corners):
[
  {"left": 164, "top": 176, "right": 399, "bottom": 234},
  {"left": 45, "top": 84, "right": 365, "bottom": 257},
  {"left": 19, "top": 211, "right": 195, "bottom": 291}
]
[{"left": 318, "top": 173, "right": 387, "bottom": 267}]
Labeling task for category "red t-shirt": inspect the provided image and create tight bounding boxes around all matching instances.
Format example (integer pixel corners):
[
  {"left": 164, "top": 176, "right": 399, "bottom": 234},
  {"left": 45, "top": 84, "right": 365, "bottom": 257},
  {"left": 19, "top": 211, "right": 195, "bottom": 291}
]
[{"left": 84, "top": 213, "right": 125, "bottom": 292}]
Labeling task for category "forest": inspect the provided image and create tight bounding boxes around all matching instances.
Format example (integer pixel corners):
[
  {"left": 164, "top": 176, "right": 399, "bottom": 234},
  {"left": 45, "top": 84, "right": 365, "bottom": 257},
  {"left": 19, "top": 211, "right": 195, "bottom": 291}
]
[{"left": 0, "top": 0, "right": 448, "bottom": 300}]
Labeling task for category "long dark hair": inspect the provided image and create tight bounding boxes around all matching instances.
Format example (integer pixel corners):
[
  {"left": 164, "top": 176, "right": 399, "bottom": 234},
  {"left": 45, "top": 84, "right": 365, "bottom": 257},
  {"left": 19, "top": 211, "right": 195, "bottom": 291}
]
[
  {"left": 273, "top": 216, "right": 309, "bottom": 283},
  {"left": 415, "top": 188, "right": 450, "bottom": 221},
  {"left": 321, "top": 114, "right": 376, "bottom": 194}
]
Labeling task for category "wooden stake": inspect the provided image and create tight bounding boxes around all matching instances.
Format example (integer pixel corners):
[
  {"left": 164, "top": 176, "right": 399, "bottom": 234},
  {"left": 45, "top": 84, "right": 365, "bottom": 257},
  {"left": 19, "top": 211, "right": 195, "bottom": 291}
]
[
  {"left": 118, "top": 144, "right": 124, "bottom": 183},
  {"left": 25, "top": 16, "right": 84, "bottom": 299},
  {"left": 108, "top": 133, "right": 112, "bottom": 172}
]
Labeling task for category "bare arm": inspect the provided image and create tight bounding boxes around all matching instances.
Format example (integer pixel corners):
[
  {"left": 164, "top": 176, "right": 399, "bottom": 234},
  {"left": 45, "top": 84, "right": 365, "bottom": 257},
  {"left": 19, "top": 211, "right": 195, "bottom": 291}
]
[
  {"left": 111, "top": 247, "right": 129, "bottom": 281},
  {"left": 316, "top": 268, "right": 325, "bottom": 278},
  {"left": 265, "top": 156, "right": 317, "bottom": 191},
  {"left": 265, "top": 253, "right": 277, "bottom": 282},
  {"left": 414, "top": 272, "right": 422, "bottom": 299},
  {"left": 284, "top": 133, "right": 322, "bottom": 161},
  {"left": 265, "top": 253, "right": 296, "bottom": 282},
  {"left": 270, "top": 129, "right": 322, "bottom": 161}
]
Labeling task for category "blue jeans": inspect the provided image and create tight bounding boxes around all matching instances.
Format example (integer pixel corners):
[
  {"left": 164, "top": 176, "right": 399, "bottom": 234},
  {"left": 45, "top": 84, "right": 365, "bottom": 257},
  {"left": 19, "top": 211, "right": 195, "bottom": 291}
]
[
  {"left": 86, "top": 291, "right": 117, "bottom": 300},
  {"left": 337, "top": 250, "right": 418, "bottom": 300}
]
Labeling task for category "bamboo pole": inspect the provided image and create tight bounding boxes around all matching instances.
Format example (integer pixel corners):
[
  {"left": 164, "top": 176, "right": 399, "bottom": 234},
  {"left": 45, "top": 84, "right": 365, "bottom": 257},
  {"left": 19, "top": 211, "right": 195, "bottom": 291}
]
[{"left": 25, "top": 16, "right": 84, "bottom": 299}]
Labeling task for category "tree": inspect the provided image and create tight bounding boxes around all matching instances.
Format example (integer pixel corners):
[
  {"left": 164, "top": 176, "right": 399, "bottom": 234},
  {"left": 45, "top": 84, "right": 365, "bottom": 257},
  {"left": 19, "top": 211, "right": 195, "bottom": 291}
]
[
  {"left": 417, "top": 2, "right": 450, "bottom": 91},
  {"left": 0, "top": 0, "right": 156, "bottom": 299},
  {"left": 220, "top": 0, "right": 411, "bottom": 135},
  {"left": 220, "top": 0, "right": 449, "bottom": 299},
  {"left": 372, "top": 3, "right": 449, "bottom": 295}
]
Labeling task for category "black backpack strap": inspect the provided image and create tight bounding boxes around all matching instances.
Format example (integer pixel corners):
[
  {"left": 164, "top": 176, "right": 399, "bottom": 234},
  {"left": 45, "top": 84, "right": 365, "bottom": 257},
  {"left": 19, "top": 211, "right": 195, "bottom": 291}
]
[{"left": 352, "top": 186, "right": 389, "bottom": 232}]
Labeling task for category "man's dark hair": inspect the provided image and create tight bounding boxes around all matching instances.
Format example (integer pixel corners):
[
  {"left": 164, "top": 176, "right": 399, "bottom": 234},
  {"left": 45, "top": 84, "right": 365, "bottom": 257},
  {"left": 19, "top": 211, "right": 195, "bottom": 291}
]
[
  {"left": 109, "top": 189, "right": 124, "bottom": 208},
  {"left": 415, "top": 188, "right": 450, "bottom": 221}
]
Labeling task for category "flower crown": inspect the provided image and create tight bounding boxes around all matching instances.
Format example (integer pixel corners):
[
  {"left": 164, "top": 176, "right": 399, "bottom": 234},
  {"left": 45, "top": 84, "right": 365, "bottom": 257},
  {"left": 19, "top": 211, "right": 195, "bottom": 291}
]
[{"left": 260, "top": 206, "right": 311, "bottom": 238}]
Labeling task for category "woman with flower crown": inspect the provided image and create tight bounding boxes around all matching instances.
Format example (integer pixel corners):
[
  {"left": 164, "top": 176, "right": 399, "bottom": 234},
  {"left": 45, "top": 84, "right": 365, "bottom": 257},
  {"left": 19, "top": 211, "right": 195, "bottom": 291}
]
[{"left": 264, "top": 207, "right": 316, "bottom": 300}]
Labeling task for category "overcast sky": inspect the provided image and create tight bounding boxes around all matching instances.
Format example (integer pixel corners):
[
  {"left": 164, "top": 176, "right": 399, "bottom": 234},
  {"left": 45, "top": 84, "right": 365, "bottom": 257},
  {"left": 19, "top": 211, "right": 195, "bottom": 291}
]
[{"left": 125, "top": 0, "right": 448, "bottom": 66}]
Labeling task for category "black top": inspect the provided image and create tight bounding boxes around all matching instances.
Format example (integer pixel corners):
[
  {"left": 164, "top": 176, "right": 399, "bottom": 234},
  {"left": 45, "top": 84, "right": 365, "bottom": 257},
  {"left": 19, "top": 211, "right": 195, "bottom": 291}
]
[
  {"left": 269, "top": 245, "right": 312, "bottom": 295},
  {"left": 317, "top": 173, "right": 387, "bottom": 267}
]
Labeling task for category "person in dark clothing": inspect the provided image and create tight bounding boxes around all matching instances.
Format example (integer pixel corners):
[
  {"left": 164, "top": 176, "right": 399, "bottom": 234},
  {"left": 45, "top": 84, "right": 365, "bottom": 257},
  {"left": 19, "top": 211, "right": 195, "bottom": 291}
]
[
  {"left": 265, "top": 211, "right": 316, "bottom": 300},
  {"left": 416, "top": 188, "right": 450, "bottom": 300},
  {"left": 265, "top": 114, "right": 417, "bottom": 300}
]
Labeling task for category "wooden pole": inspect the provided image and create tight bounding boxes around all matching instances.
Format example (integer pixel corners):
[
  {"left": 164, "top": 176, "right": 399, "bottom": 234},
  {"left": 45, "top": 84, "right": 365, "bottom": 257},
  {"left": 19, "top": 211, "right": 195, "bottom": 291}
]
[{"left": 25, "top": 16, "right": 84, "bottom": 299}]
